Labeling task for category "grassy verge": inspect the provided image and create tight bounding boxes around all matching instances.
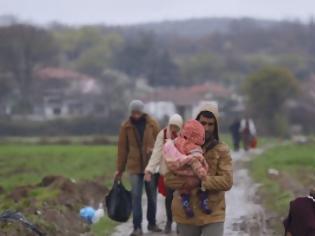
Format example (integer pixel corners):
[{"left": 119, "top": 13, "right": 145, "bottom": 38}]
[
  {"left": 249, "top": 143, "right": 315, "bottom": 233},
  {"left": 0, "top": 144, "right": 120, "bottom": 235},
  {"left": 92, "top": 217, "right": 118, "bottom": 235},
  {"left": 0, "top": 135, "right": 118, "bottom": 145},
  {"left": 0, "top": 144, "right": 117, "bottom": 191},
  {"left": 220, "top": 133, "right": 277, "bottom": 150}
]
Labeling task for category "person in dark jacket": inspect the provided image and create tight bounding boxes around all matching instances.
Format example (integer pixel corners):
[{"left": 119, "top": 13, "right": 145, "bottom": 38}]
[
  {"left": 229, "top": 118, "right": 241, "bottom": 151},
  {"left": 115, "top": 100, "right": 161, "bottom": 236},
  {"left": 283, "top": 188, "right": 315, "bottom": 236}
]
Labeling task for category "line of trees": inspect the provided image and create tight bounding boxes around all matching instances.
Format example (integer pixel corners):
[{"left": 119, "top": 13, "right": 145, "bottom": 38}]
[
  {"left": 2, "top": 19, "right": 315, "bottom": 93},
  {"left": 244, "top": 67, "right": 299, "bottom": 136},
  {"left": 1, "top": 18, "right": 314, "bottom": 136}
]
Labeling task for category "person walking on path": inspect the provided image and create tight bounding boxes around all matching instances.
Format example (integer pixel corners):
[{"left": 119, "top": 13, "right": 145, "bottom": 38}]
[
  {"left": 115, "top": 100, "right": 162, "bottom": 236},
  {"left": 229, "top": 118, "right": 241, "bottom": 151},
  {"left": 283, "top": 187, "right": 315, "bottom": 236},
  {"left": 144, "top": 114, "right": 183, "bottom": 234},
  {"left": 165, "top": 102, "right": 233, "bottom": 236},
  {"left": 239, "top": 117, "right": 256, "bottom": 151}
]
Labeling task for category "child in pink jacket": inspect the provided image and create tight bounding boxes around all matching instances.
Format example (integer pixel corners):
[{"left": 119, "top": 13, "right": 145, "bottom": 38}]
[{"left": 163, "top": 119, "right": 211, "bottom": 218}]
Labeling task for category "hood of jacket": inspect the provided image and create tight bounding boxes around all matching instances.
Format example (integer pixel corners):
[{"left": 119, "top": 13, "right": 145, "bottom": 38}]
[{"left": 195, "top": 102, "right": 220, "bottom": 141}]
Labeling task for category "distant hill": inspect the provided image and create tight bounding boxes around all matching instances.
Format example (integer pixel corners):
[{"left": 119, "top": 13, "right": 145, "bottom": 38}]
[
  {"left": 0, "top": 15, "right": 18, "bottom": 26},
  {"left": 119, "top": 17, "right": 282, "bottom": 38}
]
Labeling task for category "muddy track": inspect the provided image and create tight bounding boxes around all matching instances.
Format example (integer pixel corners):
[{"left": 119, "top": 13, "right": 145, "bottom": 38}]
[{"left": 225, "top": 150, "right": 273, "bottom": 236}]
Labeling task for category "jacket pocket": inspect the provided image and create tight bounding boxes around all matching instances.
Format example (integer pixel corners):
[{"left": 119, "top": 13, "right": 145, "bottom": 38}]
[
  {"left": 127, "top": 153, "right": 140, "bottom": 172},
  {"left": 207, "top": 191, "right": 225, "bottom": 211}
]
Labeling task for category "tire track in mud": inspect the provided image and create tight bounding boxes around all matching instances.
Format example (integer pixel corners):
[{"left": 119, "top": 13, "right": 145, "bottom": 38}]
[{"left": 224, "top": 150, "right": 273, "bottom": 236}]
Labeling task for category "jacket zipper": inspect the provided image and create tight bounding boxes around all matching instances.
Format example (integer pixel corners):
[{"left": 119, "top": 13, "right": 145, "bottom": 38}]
[{"left": 133, "top": 126, "right": 145, "bottom": 172}]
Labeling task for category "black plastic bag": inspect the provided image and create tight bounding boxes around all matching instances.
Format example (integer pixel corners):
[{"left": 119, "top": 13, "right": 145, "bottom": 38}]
[{"left": 105, "top": 180, "right": 132, "bottom": 222}]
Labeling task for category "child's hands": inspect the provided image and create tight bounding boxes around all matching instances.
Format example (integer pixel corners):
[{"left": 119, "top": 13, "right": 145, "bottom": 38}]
[
  {"left": 201, "top": 174, "right": 207, "bottom": 182},
  {"left": 182, "top": 176, "right": 201, "bottom": 191}
]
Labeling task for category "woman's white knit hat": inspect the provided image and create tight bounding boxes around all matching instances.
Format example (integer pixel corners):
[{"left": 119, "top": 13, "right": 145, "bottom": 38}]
[{"left": 168, "top": 114, "right": 183, "bottom": 129}]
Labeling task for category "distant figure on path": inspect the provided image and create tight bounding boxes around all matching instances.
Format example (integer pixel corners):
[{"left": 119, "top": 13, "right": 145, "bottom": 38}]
[
  {"left": 144, "top": 114, "right": 183, "bottom": 234},
  {"left": 115, "top": 100, "right": 162, "bottom": 236},
  {"left": 240, "top": 117, "right": 256, "bottom": 151},
  {"left": 165, "top": 102, "right": 233, "bottom": 236},
  {"left": 283, "top": 187, "right": 315, "bottom": 236},
  {"left": 229, "top": 118, "right": 241, "bottom": 151}
]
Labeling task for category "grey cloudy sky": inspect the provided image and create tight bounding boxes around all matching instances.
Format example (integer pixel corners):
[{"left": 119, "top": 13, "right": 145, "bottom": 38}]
[{"left": 0, "top": 0, "right": 315, "bottom": 25}]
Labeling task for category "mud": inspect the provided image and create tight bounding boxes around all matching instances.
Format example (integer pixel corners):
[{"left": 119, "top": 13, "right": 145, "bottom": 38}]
[
  {"left": 112, "top": 193, "right": 177, "bottom": 236},
  {"left": 225, "top": 150, "right": 273, "bottom": 236},
  {"left": 0, "top": 175, "right": 108, "bottom": 236}
]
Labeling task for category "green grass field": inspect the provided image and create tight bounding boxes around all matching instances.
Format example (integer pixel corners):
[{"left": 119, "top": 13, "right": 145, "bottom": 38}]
[
  {"left": 249, "top": 143, "right": 315, "bottom": 233},
  {"left": 0, "top": 144, "right": 119, "bottom": 235},
  {"left": 0, "top": 144, "right": 117, "bottom": 191}
]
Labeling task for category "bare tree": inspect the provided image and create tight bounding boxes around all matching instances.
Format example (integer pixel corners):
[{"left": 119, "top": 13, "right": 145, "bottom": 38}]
[{"left": 0, "top": 24, "right": 58, "bottom": 113}]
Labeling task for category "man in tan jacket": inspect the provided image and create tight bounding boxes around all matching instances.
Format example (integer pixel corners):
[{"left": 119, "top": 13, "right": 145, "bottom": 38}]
[
  {"left": 115, "top": 100, "right": 161, "bottom": 236},
  {"left": 165, "top": 102, "right": 233, "bottom": 236}
]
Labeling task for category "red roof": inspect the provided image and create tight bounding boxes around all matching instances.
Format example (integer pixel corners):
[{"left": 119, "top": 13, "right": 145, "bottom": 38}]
[
  {"left": 34, "top": 67, "right": 95, "bottom": 81},
  {"left": 143, "top": 83, "right": 231, "bottom": 106}
]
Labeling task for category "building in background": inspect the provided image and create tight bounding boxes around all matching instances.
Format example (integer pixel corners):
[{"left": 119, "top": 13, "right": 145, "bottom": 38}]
[
  {"left": 26, "top": 67, "right": 104, "bottom": 120},
  {"left": 142, "top": 83, "right": 233, "bottom": 121}
]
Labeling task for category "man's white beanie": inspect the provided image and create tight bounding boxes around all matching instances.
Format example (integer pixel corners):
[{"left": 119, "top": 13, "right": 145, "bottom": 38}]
[
  {"left": 129, "top": 100, "right": 144, "bottom": 113},
  {"left": 168, "top": 114, "right": 183, "bottom": 129}
]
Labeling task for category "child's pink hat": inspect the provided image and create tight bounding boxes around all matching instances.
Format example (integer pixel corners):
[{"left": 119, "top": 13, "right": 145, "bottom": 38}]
[{"left": 180, "top": 119, "right": 205, "bottom": 146}]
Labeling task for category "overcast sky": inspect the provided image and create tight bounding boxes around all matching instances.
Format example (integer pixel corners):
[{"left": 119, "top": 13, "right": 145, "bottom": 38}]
[{"left": 1, "top": 0, "right": 315, "bottom": 25}]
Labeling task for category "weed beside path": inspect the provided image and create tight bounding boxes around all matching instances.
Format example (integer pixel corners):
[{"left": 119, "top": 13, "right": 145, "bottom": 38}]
[{"left": 249, "top": 143, "right": 315, "bottom": 234}]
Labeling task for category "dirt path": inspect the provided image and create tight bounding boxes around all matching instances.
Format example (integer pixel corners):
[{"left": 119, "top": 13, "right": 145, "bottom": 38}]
[
  {"left": 112, "top": 150, "right": 272, "bottom": 236},
  {"left": 111, "top": 193, "right": 177, "bottom": 236},
  {"left": 224, "top": 149, "right": 273, "bottom": 236}
]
